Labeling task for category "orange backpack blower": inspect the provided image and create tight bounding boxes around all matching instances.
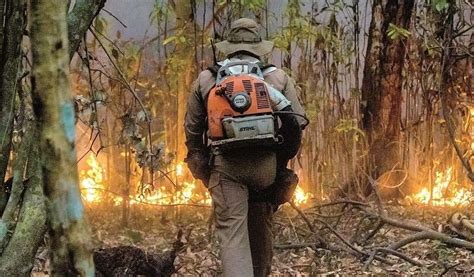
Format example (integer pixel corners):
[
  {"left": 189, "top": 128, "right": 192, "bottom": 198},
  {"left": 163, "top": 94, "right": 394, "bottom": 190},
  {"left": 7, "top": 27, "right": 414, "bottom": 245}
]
[{"left": 207, "top": 61, "right": 288, "bottom": 151}]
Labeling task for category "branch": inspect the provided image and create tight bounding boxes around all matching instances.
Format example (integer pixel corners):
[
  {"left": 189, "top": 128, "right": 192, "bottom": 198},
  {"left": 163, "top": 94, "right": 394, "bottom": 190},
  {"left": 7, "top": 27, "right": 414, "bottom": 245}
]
[
  {"left": 289, "top": 202, "right": 393, "bottom": 266},
  {"left": 357, "top": 207, "right": 474, "bottom": 250},
  {"left": 364, "top": 247, "right": 423, "bottom": 271},
  {"left": 274, "top": 243, "right": 322, "bottom": 250},
  {"left": 68, "top": 0, "right": 106, "bottom": 59},
  {"left": 388, "top": 231, "right": 432, "bottom": 250}
]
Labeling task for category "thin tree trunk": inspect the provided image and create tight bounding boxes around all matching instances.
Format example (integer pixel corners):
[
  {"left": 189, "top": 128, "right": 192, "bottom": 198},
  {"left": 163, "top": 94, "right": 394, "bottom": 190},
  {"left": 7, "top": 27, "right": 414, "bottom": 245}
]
[
  {"left": 31, "top": 0, "right": 94, "bottom": 275},
  {"left": 173, "top": 0, "right": 195, "bottom": 166}
]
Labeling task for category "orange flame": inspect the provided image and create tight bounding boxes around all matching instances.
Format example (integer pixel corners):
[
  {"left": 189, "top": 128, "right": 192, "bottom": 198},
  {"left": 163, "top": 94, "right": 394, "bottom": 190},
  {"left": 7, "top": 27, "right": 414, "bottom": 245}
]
[
  {"left": 79, "top": 154, "right": 105, "bottom": 202},
  {"left": 409, "top": 167, "right": 472, "bottom": 206},
  {"left": 79, "top": 157, "right": 311, "bottom": 207},
  {"left": 293, "top": 184, "right": 313, "bottom": 205}
]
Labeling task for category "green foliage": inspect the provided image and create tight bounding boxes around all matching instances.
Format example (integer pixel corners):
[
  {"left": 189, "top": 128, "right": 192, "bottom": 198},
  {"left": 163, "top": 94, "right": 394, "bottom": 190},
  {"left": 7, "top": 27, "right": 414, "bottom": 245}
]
[
  {"left": 387, "top": 23, "right": 411, "bottom": 40},
  {"left": 93, "top": 15, "right": 108, "bottom": 34},
  {"left": 273, "top": 1, "right": 352, "bottom": 66},
  {"left": 150, "top": 0, "right": 172, "bottom": 24},
  {"left": 432, "top": 0, "right": 449, "bottom": 11},
  {"left": 335, "top": 119, "right": 365, "bottom": 142}
]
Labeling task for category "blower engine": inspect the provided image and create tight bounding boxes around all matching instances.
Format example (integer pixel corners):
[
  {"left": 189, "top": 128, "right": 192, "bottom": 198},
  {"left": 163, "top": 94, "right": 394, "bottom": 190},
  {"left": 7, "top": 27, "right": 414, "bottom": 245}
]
[{"left": 207, "top": 61, "right": 291, "bottom": 151}]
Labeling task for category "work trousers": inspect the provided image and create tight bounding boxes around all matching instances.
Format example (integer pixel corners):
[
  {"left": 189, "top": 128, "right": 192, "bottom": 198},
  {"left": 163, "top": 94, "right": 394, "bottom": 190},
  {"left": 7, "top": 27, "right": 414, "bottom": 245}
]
[{"left": 209, "top": 152, "right": 276, "bottom": 277}]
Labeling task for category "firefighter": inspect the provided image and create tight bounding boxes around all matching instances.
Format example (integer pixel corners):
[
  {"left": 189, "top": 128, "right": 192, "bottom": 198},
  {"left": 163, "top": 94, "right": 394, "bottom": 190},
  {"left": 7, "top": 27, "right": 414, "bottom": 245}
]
[{"left": 184, "top": 18, "right": 306, "bottom": 276}]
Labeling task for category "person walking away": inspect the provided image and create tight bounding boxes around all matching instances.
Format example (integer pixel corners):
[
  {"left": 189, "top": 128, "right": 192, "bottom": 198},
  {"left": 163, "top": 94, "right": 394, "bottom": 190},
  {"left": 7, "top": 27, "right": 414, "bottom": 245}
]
[{"left": 184, "top": 18, "right": 307, "bottom": 276}]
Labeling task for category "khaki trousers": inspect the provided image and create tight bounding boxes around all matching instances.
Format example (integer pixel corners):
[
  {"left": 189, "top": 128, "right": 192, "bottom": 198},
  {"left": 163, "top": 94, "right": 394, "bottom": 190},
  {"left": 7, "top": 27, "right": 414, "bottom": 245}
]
[{"left": 209, "top": 152, "right": 276, "bottom": 277}]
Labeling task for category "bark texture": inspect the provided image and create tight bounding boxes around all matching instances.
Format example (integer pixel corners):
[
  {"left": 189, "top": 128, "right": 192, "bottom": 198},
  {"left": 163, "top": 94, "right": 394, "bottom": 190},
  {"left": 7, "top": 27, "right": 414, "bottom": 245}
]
[
  {"left": 173, "top": 0, "right": 195, "bottom": 165},
  {"left": 67, "top": 0, "right": 106, "bottom": 58},
  {"left": 0, "top": 0, "right": 26, "bottom": 189},
  {"left": 361, "top": 0, "right": 414, "bottom": 196},
  {"left": 0, "top": 131, "right": 47, "bottom": 276},
  {"left": 31, "top": 0, "right": 94, "bottom": 275}
]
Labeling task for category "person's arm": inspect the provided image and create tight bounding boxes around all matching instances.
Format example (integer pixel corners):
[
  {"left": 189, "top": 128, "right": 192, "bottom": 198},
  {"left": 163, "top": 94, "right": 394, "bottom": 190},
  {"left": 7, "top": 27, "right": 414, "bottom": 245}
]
[
  {"left": 184, "top": 73, "right": 211, "bottom": 184},
  {"left": 184, "top": 76, "right": 207, "bottom": 153},
  {"left": 281, "top": 74, "right": 307, "bottom": 129}
]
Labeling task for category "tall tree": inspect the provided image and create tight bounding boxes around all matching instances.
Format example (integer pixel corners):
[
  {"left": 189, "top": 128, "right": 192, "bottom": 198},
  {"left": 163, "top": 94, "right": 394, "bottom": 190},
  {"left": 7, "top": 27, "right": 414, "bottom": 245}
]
[
  {"left": 0, "top": 0, "right": 105, "bottom": 274},
  {"left": 361, "top": 0, "right": 414, "bottom": 196},
  {"left": 31, "top": 0, "right": 94, "bottom": 275},
  {"left": 171, "top": 0, "right": 195, "bottom": 165}
]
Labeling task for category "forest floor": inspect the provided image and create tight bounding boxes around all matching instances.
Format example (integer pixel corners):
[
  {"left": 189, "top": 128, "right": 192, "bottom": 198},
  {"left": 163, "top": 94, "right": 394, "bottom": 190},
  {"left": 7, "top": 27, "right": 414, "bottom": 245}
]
[{"left": 33, "top": 199, "right": 473, "bottom": 276}]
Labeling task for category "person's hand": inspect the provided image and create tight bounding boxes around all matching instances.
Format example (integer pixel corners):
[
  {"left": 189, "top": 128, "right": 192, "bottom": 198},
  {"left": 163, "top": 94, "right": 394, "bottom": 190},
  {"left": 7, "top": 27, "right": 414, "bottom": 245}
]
[{"left": 184, "top": 150, "right": 211, "bottom": 186}]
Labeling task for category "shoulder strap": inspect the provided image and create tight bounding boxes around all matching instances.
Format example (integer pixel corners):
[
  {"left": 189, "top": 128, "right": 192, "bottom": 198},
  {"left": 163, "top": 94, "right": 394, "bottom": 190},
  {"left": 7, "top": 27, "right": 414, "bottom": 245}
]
[
  {"left": 257, "top": 62, "right": 276, "bottom": 71},
  {"left": 207, "top": 64, "right": 221, "bottom": 77},
  {"left": 207, "top": 63, "right": 276, "bottom": 77}
]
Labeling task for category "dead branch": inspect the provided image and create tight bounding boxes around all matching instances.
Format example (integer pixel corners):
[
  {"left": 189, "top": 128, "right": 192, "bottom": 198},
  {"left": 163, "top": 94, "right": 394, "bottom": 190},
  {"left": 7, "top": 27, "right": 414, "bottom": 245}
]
[
  {"left": 365, "top": 174, "right": 385, "bottom": 216},
  {"left": 440, "top": 262, "right": 460, "bottom": 276},
  {"left": 289, "top": 201, "right": 327, "bottom": 248},
  {"left": 364, "top": 246, "right": 423, "bottom": 271},
  {"left": 357, "top": 207, "right": 474, "bottom": 250},
  {"left": 388, "top": 231, "right": 433, "bottom": 250},
  {"left": 290, "top": 202, "right": 394, "bottom": 266},
  {"left": 361, "top": 220, "right": 385, "bottom": 243},
  {"left": 274, "top": 243, "right": 321, "bottom": 250},
  {"left": 450, "top": 213, "right": 474, "bottom": 232},
  {"left": 310, "top": 199, "right": 370, "bottom": 209}
]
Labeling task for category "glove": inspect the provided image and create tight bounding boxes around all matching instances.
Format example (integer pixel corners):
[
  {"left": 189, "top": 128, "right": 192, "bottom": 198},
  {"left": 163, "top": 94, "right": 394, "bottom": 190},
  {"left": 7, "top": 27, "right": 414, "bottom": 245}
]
[
  {"left": 277, "top": 107, "right": 302, "bottom": 162},
  {"left": 248, "top": 168, "right": 299, "bottom": 206},
  {"left": 271, "top": 168, "right": 299, "bottom": 205},
  {"left": 184, "top": 150, "right": 211, "bottom": 186}
]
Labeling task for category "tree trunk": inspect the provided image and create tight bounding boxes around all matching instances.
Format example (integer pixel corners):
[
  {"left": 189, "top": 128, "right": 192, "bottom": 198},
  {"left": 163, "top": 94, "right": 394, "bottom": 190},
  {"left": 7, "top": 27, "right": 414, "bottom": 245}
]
[
  {"left": 173, "top": 0, "right": 195, "bottom": 166},
  {"left": 0, "top": 130, "right": 47, "bottom": 276},
  {"left": 67, "top": 0, "right": 106, "bottom": 58},
  {"left": 0, "top": 0, "right": 26, "bottom": 190},
  {"left": 361, "top": 0, "right": 414, "bottom": 197},
  {"left": 31, "top": 0, "right": 94, "bottom": 275}
]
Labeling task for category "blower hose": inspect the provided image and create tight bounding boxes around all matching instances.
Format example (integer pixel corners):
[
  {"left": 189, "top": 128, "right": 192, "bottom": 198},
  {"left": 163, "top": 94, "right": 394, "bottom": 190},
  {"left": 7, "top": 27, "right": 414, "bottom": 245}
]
[{"left": 274, "top": 111, "right": 310, "bottom": 129}]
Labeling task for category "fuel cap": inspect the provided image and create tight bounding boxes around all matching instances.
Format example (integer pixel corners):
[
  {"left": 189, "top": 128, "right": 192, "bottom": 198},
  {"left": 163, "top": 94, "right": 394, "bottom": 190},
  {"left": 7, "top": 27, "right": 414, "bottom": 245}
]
[{"left": 231, "top": 93, "right": 251, "bottom": 113}]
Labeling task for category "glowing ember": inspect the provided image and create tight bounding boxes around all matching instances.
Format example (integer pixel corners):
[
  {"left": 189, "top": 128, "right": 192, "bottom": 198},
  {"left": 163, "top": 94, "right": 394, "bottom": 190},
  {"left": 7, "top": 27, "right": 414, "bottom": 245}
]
[
  {"left": 293, "top": 184, "right": 313, "bottom": 205},
  {"left": 176, "top": 162, "right": 184, "bottom": 177},
  {"left": 410, "top": 167, "right": 472, "bottom": 206},
  {"left": 79, "top": 154, "right": 105, "bottom": 202}
]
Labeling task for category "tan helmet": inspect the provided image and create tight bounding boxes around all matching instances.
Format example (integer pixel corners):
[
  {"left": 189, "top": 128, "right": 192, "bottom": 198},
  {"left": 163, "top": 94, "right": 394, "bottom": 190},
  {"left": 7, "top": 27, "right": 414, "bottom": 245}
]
[{"left": 215, "top": 18, "right": 273, "bottom": 57}]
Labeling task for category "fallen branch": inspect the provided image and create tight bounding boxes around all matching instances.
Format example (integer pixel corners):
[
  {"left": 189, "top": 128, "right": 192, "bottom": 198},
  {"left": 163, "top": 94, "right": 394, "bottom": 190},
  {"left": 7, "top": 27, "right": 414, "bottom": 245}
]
[
  {"left": 289, "top": 201, "right": 325, "bottom": 243},
  {"left": 363, "top": 246, "right": 423, "bottom": 271},
  {"left": 388, "top": 231, "right": 432, "bottom": 251},
  {"left": 289, "top": 202, "right": 393, "bottom": 266},
  {"left": 450, "top": 213, "right": 474, "bottom": 232},
  {"left": 310, "top": 200, "right": 369, "bottom": 209},
  {"left": 274, "top": 243, "right": 321, "bottom": 250},
  {"left": 356, "top": 207, "right": 474, "bottom": 250}
]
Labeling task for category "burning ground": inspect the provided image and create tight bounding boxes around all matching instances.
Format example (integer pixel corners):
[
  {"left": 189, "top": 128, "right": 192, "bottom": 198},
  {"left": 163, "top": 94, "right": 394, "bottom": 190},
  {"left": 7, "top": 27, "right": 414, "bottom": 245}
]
[{"left": 31, "top": 153, "right": 471, "bottom": 275}]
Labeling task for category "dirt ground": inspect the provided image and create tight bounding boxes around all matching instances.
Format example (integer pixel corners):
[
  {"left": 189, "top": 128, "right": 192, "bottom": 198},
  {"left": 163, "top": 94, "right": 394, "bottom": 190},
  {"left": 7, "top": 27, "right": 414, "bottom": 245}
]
[{"left": 33, "top": 200, "right": 473, "bottom": 276}]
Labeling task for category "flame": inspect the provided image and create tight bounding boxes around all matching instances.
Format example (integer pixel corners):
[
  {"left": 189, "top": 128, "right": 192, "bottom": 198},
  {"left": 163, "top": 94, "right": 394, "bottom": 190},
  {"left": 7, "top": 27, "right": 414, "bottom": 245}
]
[
  {"left": 79, "top": 157, "right": 310, "bottom": 207},
  {"left": 293, "top": 184, "right": 313, "bottom": 205},
  {"left": 410, "top": 167, "right": 472, "bottom": 206},
  {"left": 80, "top": 154, "right": 105, "bottom": 202},
  {"left": 176, "top": 162, "right": 184, "bottom": 177}
]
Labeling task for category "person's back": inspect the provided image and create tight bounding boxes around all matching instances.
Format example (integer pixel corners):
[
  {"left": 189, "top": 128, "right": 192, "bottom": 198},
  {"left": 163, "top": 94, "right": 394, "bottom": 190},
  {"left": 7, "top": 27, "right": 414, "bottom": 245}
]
[{"left": 184, "top": 18, "right": 306, "bottom": 277}]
